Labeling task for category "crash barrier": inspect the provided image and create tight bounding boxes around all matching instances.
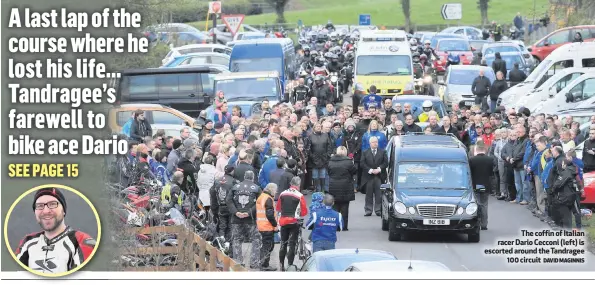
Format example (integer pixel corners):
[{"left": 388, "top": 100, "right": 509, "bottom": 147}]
[{"left": 121, "top": 225, "right": 247, "bottom": 272}]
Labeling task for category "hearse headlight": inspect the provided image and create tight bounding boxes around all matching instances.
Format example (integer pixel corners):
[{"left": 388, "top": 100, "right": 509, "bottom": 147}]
[
  {"left": 394, "top": 202, "right": 407, "bottom": 215},
  {"left": 456, "top": 207, "right": 464, "bottom": 215},
  {"left": 465, "top": 203, "right": 478, "bottom": 215},
  {"left": 407, "top": 206, "right": 416, "bottom": 215}
]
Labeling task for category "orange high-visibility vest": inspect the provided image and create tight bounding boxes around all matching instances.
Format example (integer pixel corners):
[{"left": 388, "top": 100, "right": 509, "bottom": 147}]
[{"left": 256, "top": 193, "right": 276, "bottom": 232}]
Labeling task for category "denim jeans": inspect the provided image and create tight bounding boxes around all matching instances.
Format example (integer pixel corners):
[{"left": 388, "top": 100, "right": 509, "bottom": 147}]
[
  {"left": 312, "top": 168, "right": 328, "bottom": 192},
  {"left": 513, "top": 169, "right": 526, "bottom": 202},
  {"left": 490, "top": 99, "right": 498, "bottom": 113},
  {"left": 523, "top": 174, "right": 534, "bottom": 205},
  {"left": 312, "top": 240, "right": 335, "bottom": 253}
]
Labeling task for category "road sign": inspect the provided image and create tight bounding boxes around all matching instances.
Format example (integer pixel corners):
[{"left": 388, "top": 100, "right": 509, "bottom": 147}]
[
  {"left": 441, "top": 3, "right": 462, "bottom": 20},
  {"left": 359, "top": 14, "right": 371, "bottom": 25},
  {"left": 209, "top": 1, "right": 222, "bottom": 14},
  {"left": 222, "top": 14, "right": 245, "bottom": 36},
  {"left": 297, "top": 19, "right": 303, "bottom": 27}
]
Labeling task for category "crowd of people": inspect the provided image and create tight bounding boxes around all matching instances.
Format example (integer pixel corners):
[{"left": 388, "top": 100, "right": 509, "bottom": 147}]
[{"left": 111, "top": 75, "right": 594, "bottom": 271}]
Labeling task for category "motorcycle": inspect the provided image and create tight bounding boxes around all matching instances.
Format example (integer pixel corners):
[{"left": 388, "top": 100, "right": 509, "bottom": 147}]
[
  {"left": 329, "top": 72, "right": 342, "bottom": 103},
  {"left": 414, "top": 74, "right": 435, "bottom": 96}
]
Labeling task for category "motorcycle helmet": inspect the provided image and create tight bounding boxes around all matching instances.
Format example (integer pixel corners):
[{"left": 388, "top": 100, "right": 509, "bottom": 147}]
[
  {"left": 315, "top": 75, "right": 325, "bottom": 85},
  {"left": 345, "top": 51, "right": 355, "bottom": 62},
  {"left": 303, "top": 45, "right": 311, "bottom": 56},
  {"left": 329, "top": 53, "right": 339, "bottom": 63},
  {"left": 409, "top": 38, "right": 417, "bottom": 46},
  {"left": 315, "top": 56, "right": 325, "bottom": 67},
  {"left": 310, "top": 50, "right": 319, "bottom": 58},
  {"left": 412, "top": 52, "right": 420, "bottom": 62},
  {"left": 422, "top": 100, "right": 433, "bottom": 112},
  {"left": 424, "top": 39, "right": 431, "bottom": 46},
  {"left": 330, "top": 32, "right": 338, "bottom": 41},
  {"left": 420, "top": 53, "right": 428, "bottom": 61}
]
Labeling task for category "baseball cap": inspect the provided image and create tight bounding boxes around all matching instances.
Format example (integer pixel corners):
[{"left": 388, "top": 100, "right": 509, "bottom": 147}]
[
  {"left": 33, "top": 188, "right": 67, "bottom": 214},
  {"left": 214, "top": 122, "right": 224, "bottom": 129},
  {"left": 224, "top": 165, "right": 235, "bottom": 174}
]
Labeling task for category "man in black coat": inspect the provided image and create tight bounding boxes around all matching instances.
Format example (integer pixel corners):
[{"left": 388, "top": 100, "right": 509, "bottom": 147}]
[
  {"left": 360, "top": 136, "right": 389, "bottom": 216},
  {"left": 508, "top": 62, "right": 527, "bottom": 86},
  {"left": 234, "top": 150, "right": 257, "bottom": 182},
  {"left": 471, "top": 69, "right": 491, "bottom": 112},
  {"left": 469, "top": 143, "right": 495, "bottom": 230},
  {"left": 491, "top": 52, "right": 507, "bottom": 79},
  {"left": 269, "top": 157, "right": 294, "bottom": 200},
  {"left": 130, "top": 109, "right": 152, "bottom": 143},
  {"left": 403, "top": 114, "right": 422, "bottom": 134}
]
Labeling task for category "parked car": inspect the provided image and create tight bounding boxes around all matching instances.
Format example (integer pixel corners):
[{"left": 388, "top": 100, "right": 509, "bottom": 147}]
[
  {"left": 382, "top": 133, "right": 480, "bottom": 242},
  {"left": 346, "top": 260, "right": 451, "bottom": 272},
  {"left": 286, "top": 249, "right": 398, "bottom": 272},
  {"left": 116, "top": 65, "right": 229, "bottom": 116},
  {"left": 517, "top": 68, "right": 593, "bottom": 111},
  {"left": 413, "top": 31, "right": 435, "bottom": 43},
  {"left": 109, "top": 103, "right": 202, "bottom": 134},
  {"left": 157, "top": 32, "right": 210, "bottom": 46},
  {"left": 161, "top": 52, "right": 230, "bottom": 68},
  {"left": 226, "top": 32, "right": 267, "bottom": 47},
  {"left": 484, "top": 51, "right": 529, "bottom": 80},
  {"left": 433, "top": 38, "right": 474, "bottom": 73},
  {"left": 529, "top": 25, "right": 595, "bottom": 64},
  {"left": 151, "top": 124, "right": 200, "bottom": 141},
  {"left": 161, "top": 44, "right": 232, "bottom": 66},
  {"left": 582, "top": 171, "right": 595, "bottom": 208},
  {"left": 469, "top": 40, "right": 488, "bottom": 58},
  {"left": 208, "top": 24, "right": 262, "bottom": 44},
  {"left": 144, "top": 23, "right": 211, "bottom": 44},
  {"left": 498, "top": 42, "right": 595, "bottom": 108},
  {"left": 429, "top": 33, "right": 466, "bottom": 49},
  {"left": 499, "top": 40, "right": 536, "bottom": 67},
  {"left": 438, "top": 65, "right": 496, "bottom": 110},
  {"left": 535, "top": 73, "right": 595, "bottom": 114},
  {"left": 440, "top": 26, "right": 483, "bottom": 40}
]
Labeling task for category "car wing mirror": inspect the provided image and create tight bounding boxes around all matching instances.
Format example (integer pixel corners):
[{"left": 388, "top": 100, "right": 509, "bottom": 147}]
[
  {"left": 286, "top": 265, "right": 299, "bottom": 271},
  {"left": 527, "top": 47, "right": 533, "bottom": 52}
]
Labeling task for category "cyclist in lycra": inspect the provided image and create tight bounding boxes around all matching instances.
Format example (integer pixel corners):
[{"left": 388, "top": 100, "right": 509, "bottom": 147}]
[
  {"left": 275, "top": 176, "right": 308, "bottom": 271},
  {"left": 16, "top": 188, "right": 96, "bottom": 274}
]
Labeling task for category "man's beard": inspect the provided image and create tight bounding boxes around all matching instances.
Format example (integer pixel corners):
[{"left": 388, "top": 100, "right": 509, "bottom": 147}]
[{"left": 37, "top": 213, "right": 64, "bottom": 232}]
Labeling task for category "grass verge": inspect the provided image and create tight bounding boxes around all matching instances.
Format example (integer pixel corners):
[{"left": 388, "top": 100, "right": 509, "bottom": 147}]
[{"left": 189, "top": 0, "right": 550, "bottom": 30}]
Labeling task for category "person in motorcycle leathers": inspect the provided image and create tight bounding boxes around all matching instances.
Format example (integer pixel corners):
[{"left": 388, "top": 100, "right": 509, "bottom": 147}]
[
  {"left": 419, "top": 54, "right": 431, "bottom": 70},
  {"left": 325, "top": 20, "right": 335, "bottom": 31},
  {"left": 301, "top": 45, "right": 312, "bottom": 65},
  {"left": 412, "top": 52, "right": 423, "bottom": 79},
  {"left": 312, "top": 56, "right": 329, "bottom": 77},
  {"left": 492, "top": 21, "right": 503, "bottom": 42},
  {"left": 327, "top": 53, "right": 343, "bottom": 74},
  {"left": 417, "top": 100, "right": 439, "bottom": 123},
  {"left": 421, "top": 40, "right": 439, "bottom": 59},
  {"left": 292, "top": 78, "right": 311, "bottom": 104},
  {"left": 312, "top": 75, "right": 332, "bottom": 114}
]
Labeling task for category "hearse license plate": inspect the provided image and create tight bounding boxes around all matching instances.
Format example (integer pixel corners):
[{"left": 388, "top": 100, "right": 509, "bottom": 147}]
[{"left": 423, "top": 219, "right": 450, "bottom": 225}]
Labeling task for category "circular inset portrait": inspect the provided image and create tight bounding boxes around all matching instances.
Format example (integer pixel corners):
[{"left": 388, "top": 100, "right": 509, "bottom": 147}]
[{"left": 4, "top": 185, "right": 101, "bottom": 277}]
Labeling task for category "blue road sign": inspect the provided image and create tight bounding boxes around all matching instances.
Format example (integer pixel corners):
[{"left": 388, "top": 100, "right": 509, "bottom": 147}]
[
  {"left": 359, "top": 14, "right": 371, "bottom": 25},
  {"left": 297, "top": 19, "right": 303, "bottom": 27}
]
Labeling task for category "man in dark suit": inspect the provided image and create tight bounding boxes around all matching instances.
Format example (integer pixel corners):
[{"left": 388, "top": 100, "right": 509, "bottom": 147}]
[
  {"left": 469, "top": 143, "right": 495, "bottom": 230},
  {"left": 360, "top": 136, "right": 389, "bottom": 216},
  {"left": 269, "top": 157, "right": 294, "bottom": 201}
]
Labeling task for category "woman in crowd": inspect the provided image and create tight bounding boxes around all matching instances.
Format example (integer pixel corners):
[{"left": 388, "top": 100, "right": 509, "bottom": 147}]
[{"left": 328, "top": 146, "right": 357, "bottom": 231}]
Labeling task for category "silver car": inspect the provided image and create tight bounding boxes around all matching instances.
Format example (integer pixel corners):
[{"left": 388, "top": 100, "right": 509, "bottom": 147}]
[
  {"left": 438, "top": 65, "right": 496, "bottom": 110},
  {"left": 441, "top": 26, "right": 483, "bottom": 40},
  {"left": 483, "top": 41, "right": 535, "bottom": 68},
  {"left": 208, "top": 24, "right": 261, "bottom": 44}
]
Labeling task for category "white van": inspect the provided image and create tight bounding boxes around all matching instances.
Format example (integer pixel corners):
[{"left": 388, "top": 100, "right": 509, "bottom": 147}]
[
  {"left": 535, "top": 73, "right": 595, "bottom": 114},
  {"left": 499, "top": 42, "right": 595, "bottom": 108},
  {"left": 514, "top": 67, "right": 595, "bottom": 111}
]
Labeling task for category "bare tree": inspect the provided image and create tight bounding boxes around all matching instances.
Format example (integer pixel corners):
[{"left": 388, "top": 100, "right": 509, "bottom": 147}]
[
  {"left": 477, "top": 0, "right": 490, "bottom": 27},
  {"left": 401, "top": 0, "right": 411, "bottom": 33},
  {"left": 266, "top": 0, "right": 291, "bottom": 24}
]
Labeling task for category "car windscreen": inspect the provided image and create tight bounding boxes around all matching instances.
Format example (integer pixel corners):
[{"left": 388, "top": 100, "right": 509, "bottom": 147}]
[
  {"left": 431, "top": 35, "right": 460, "bottom": 49},
  {"left": 469, "top": 41, "right": 486, "bottom": 51},
  {"left": 230, "top": 58, "right": 283, "bottom": 74},
  {"left": 526, "top": 59, "right": 551, "bottom": 82},
  {"left": 437, "top": 40, "right": 470, "bottom": 51},
  {"left": 393, "top": 99, "right": 447, "bottom": 118},
  {"left": 448, "top": 69, "right": 495, "bottom": 85},
  {"left": 215, "top": 77, "right": 279, "bottom": 102},
  {"left": 356, "top": 55, "right": 412, "bottom": 76},
  {"left": 485, "top": 54, "right": 524, "bottom": 69},
  {"left": 179, "top": 47, "right": 212, "bottom": 55},
  {"left": 397, "top": 162, "right": 470, "bottom": 189},
  {"left": 484, "top": 45, "right": 520, "bottom": 56},
  {"left": 243, "top": 34, "right": 266, "bottom": 40},
  {"left": 323, "top": 254, "right": 395, "bottom": 271}
]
